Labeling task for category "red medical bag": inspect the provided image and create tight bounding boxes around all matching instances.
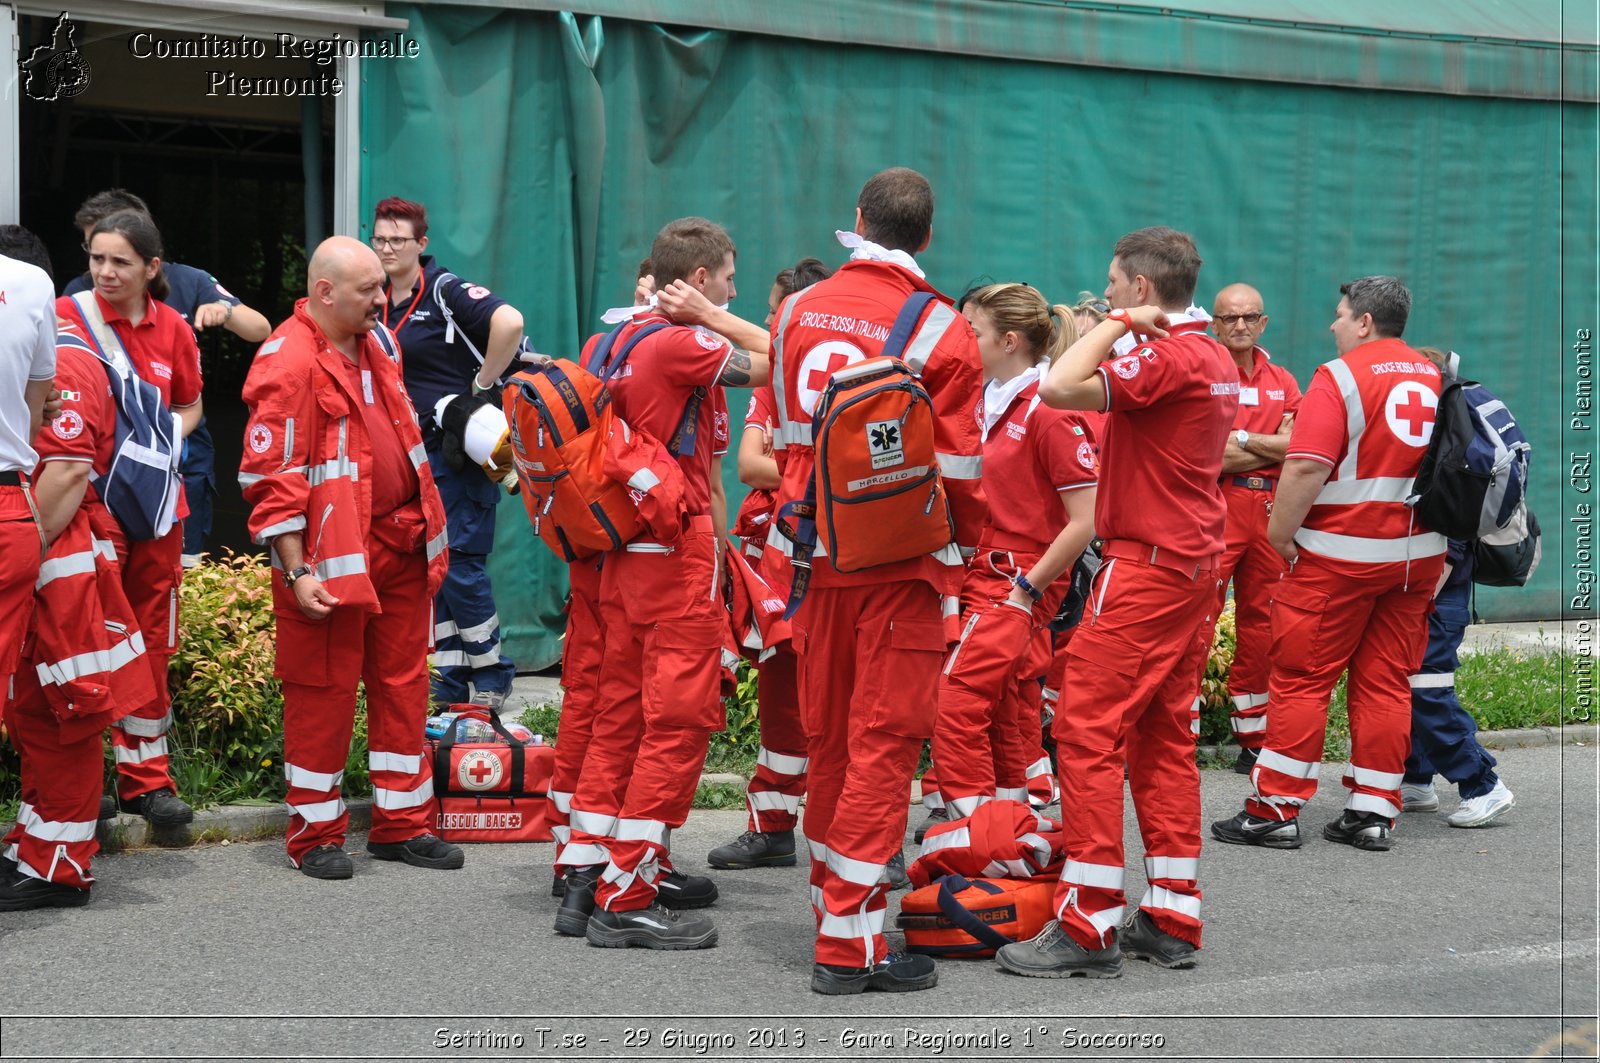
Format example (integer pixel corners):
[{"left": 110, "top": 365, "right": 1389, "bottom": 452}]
[{"left": 426, "top": 707, "right": 555, "bottom": 843}]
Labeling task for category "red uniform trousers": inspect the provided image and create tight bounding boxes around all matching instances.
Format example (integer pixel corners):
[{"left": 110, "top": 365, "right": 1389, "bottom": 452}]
[
  {"left": 104, "top": 523, "right": 183, "bottom": 800},
  {"left": 1215, "top": 481, "right": 1286, "bottom": 750},
  {"left": 550, "top": 556, "right": 605, "bottom": 874},
  {"left": 795, "top": 579, "right": 946, "bottom": 968},
  {"left": 569, "top": 519, "right": 724, "bottom": 912},
  {"left": 278, "top": 533, "right": 437, "bottom": 865},
  {"left": 932, "top": 551, "right": 1064, "bottom": 819},
  {"left": 2, "top": 673, "right": 101, "bottom": 888},
  {"left": 744, "top": 645, "right": 807, "bottom": 834},
  {"left": 1247, "top": 549, "right": 1441, "bottom": 824},
  {"left": 0, "top": 483, "right": 42, "bottom": 695},
  {"left": 1052, "top": 545, "right": 1216, "bottom": 950}
]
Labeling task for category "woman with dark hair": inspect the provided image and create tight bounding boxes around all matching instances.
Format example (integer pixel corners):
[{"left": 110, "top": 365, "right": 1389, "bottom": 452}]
[{"left": 55, "top": 207, "right": 202, "bottom": 828}]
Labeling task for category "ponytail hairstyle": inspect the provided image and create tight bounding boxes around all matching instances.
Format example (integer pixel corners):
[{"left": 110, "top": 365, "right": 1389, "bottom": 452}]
[
  {"left": 90, "top": 209, "right": 169, "bottom": 301},
  {"left": 962, "top": 282, "right": 1080, "bottom": 364}
]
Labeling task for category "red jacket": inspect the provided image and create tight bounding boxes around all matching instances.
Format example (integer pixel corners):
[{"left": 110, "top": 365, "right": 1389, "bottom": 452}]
[{"left": 239, "top": 301, "right": 448, "bottom": 608}]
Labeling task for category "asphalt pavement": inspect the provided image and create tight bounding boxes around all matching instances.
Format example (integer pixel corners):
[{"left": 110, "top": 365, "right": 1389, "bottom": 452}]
[{"left": 1, "top": 741, "right": 1595, "bottom": 1063}]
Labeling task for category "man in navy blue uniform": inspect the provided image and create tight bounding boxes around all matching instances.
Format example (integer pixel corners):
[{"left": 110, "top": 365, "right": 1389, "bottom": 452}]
[
  {"left": 372, "top": 196, "right": 526, "bottom": 709},
  {"left": 66, "top": 189, "right": 272, "bottom": 567}
]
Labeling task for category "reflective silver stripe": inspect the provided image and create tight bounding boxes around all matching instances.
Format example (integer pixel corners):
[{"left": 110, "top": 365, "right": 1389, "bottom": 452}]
[
  {"left": 615, "top": 817, "right": 669, "bottom": 845},
  {"left": 935, "top": 451, "right": 983, "bottom": 480},
  {"left": 1231, "top": 716, "right": 1269, "bottom": 734},
  {"left": 1323, "top": 358, "right": 1364, "bottom": 481},
  {"left": 238, "top": 466, "right": 309, "bottom": 490},
  {"left": 775, "top": 420, "right": 814, "bottom": 447},
  {"left": 1347, "top": 792, "right": 1400, "bottom": 818},
  {"left": 91, "top": 536, "right": 118, "bottom": 564},
  {"left": 947, "top": 793, "right": 987, "bottom": 819},
  {"left": 815, "top": 841, "right": 884, "bottom": 887},
  {"left": 1256, "top": 748, "right": 1320, "bottom": 780},
  {"left": 1230, "top": 692, "right": 1269, "bottom": 711},
  {"left": 408, "top": 443, "right": 427, "bottom": 469},
  {"left": 558, "top": 842, "right": 610, "bottom": 867},
  {"left": 17, "top": 803, "right": 97, "bottom": 844},
  {"left": 307, "top": 458, "right": 358, "bottom": 487},
  {"left": 434, "top": 620, "right": 459, "bottom": 640},
  {"left": 817, "top": 906, "right": 886, "bottom": 945},
  {"left": 917, "top": 825, "right": 968, "bottom": 857},
  {"left": 764, "top": 524, "right": 795, "bottom": 557},
  {"left": 315, "top": 553, "right": 368, "bottom": 580},
  {"left": 457, "top": 613, "right": 500, "bottom": 644},
  {"left": 1145, "top": 856, "right": 1200, "bottom": 880},
  {"left": 901, "top": 301, "right": 958, "bottom": 375},
  {"left": 35, "top": 630, "right": 146, "bottom": 685},
  {"left": 116, "top": 709, "right": 172, "bottom": 739},
  {"left": 624, "top": 542, "right": 675, "bottom": 554},
  {"left": 238, "top": 472, "right": 264, "bottom": 487},
  {"left": 1024, "top": 756, "right": 1053, "bottom": 780},
  {"left": 113, "top": 737, "right": 169, "bottom": 765},
  {"left": 994, "top": 785, "right": 1029, "bottom": 803},
  {"left": 943, "top": 611, "right": 981, "bottom": 676},
  {"left": 287, "top": 797, "right": 345, "bottom": 823},
  {"left": 549, "top": 790, "right": 573, "bottom": 814},
  {"left": 369, "top": 752, "right": 421, "bottom": 774},
  {"left": 1295, "top": 527, "right": 1448, "bottom": 563},
  {"left": 1061, "top": 859, "right": 1124, "bottom": 890},
  {"left": 426, "top": 530, "right": 448, "bottom": 561},
  {"left": 285, "top": 763, "right": 344, "bottom": 791},
  {"left": 1345, "top": 764, "right": 1404, "bottom": 789},
  {"left": 1144, "top": 886, "right": 1202, "bottom": 920},
  {"left": 1408, "top": 672, "right": 1455, "bottom": 689},
  {"left": 254, "top": 516, "right": 307, "bottom": 544},
  {"left": 1314, "top": 476, "right": 1416, "bottom": 506},
  {"left": 747, "top": 790, "right": 801, "bottom": 813},
  {"left": 932, "top": 543, "right": 963, "bottom": 567},
  {"left": 569, "top": 809, "right": 617, "bottom": 836},
  {"left": 756, "top": 748, "right": 809, "bottom": 775},
  {"left": 283, "top": 417, "right": 295, "bottom": 463},
  {"left": 372, "top": 778, "right": 434, "bottom": 810},
  {"left": 259, "top": 337, "right": 285, "bottom": 356},
  {"left": 628, "top": 469, "right": 661, "bottom": 494},
  {"left": 433, "top": 646, "right": 503, "bottom": 669},
  {"left": 35, "top": 549, "right": 97, "bottom": 589},
  {"left": 769, "top": 290, "right": 804, "bottom": 451}
]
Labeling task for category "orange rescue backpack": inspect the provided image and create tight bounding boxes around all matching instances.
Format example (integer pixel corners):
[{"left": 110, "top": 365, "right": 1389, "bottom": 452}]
[{"left": 895, "top": 874, "right": 1057, "bottom": 958}]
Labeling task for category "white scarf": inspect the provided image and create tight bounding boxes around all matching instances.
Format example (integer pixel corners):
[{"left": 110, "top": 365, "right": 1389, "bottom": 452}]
[
  {"left": 982, "top": 361, "right": 1048, "bottom": 438},
  {"left": 599, "top": 293, "right": 730, "bottom": 326},
  {"left": 835, "top": 230, "right": 925, "bottom": 278},
  {"left": 1111, "top": 305, "right": 1212, "bottom": 357}
]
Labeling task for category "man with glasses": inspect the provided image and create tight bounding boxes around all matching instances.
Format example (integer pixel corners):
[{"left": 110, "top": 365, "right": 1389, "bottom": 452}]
[
  {"left": 1210, "top": 283, "right": 1301, "bottom": 772},
  {"left": 371, "top": 197, "right": 526, "bottom": 712}
]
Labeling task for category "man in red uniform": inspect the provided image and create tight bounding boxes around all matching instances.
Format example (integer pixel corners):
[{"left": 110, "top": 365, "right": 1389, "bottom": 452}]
[
  {"left": 557, "top": 218, "right": 769, "bottom": 950},
  {"left": 239, "top": 236, "right": 460, "bottom": 880},
  {"left": 1213, "top": 276, "right": 1444, "bottom": 853},
  {"left": 997, "top": 226, "right": 1236, "bottom": 979},
  {"left": 1210, "top": 283, "right": 1302, "bottom": 772},
  {"left": 766, "top": 168, "right": 985, "bottom": 994}
]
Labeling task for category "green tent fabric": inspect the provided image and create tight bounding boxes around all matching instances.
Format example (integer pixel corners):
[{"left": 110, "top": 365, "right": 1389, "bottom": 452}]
[{"left": 362, "top": 5, "right": 1595, "bottom": 665}]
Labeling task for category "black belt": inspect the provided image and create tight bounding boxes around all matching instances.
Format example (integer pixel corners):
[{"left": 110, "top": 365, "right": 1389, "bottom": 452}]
[
  {"left": 0, "top": 471, "right": 22, "bottom": 487},
  {"left": 1229, "top": 475, "right": 1275, "bottom": 492}
]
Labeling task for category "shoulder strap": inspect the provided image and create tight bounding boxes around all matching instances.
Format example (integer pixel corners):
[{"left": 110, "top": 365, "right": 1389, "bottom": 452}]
[
  {"left": 369, "top": 323, "right": 402, "bottom": 365},
  {"left": 880, "top": 291, "right": 939, "bottom": 365},
  {"left": 431, "top": 269, "right": 487, "bottom": 365},
  {"left": 591, "top": 321, "right": 671, "bottom": 383},
  {"left": 68, "top": 292, "right": 135, "bottom": 379}
]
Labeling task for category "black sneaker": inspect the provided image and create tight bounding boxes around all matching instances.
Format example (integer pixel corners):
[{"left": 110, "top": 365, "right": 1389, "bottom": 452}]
[
  {"left": 995, "top": 919, "right": 1123, "bottom": 979},
  {"left": 1120, "top": 909, "right": 1199, "bottom": 969},
  {"left": 0, "top": 872, "right": 91, "bottom": 911},
  {"left": 119, "top": 788, "right": 194, "bottom": 826},
  {"left": 884, "top": 851, "right": 910, "bottom": 891},
  {"left": 299, "top": 844, "right": 353, "bottom": 880},
  {"left": 1233, "top": 746, "right": 1260, "bottom": 775},
  {"left": 98, "top": 795, "right": 117, "bottom": 820},
  {"left": 656, "top": 868, "right": 718, "bottom": 909},
  {"left": 554, "top": 868, "right": 600, "bottom": 936},
  {"left": 1210, "top": 810, "right": 1302, "bottom": 849},
  {"left": 586, "top": 902, "right": 718, "bottom": 950},
  {"left": 1322, "top": 810, "right": 1393, "bottom": 851},
  {"left": 707, "top": 829, "right": 797, "bottom": 869},
  {"left": 367, "top": 833, "right": 465, "bottom": 869},
  {"left": 912, "top": 807, "right": 949, "bottom": 845},
  {"left": 811, "top": 951, "right": 938, "bottom": 995}
]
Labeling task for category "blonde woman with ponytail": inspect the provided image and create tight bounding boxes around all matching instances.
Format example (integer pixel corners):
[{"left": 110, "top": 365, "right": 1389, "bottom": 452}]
[{"left": 928, "top": 283, "right": 1100, "bottom": 825}]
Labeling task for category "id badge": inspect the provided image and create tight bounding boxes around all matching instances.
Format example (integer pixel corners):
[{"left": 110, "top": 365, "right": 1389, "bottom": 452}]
[
  {"left": 361, "top": 369, "right": 375, "bottom": 406},
  {"left": 1239, "top": 386, "right": 1260, "bottom": 406}
]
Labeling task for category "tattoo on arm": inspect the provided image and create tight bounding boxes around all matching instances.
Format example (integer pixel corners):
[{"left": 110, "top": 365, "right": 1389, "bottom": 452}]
[{"left": 718, "top": 349, "right": 753, "bottom": 387}]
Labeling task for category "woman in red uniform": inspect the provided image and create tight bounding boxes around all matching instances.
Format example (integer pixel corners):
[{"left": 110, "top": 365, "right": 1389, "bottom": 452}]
[
  {"left": 56, "top": 210, "right": 202, "bottom": 826},
  {"left": 929, "top": 283, "right": 1099, "bottom": 823}
]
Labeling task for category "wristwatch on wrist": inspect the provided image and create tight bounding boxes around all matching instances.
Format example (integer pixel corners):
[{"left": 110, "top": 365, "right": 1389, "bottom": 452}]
[
  {"left": 282, "top": 565, "right": 313, "bottom": 590},
  {"left": 220, "top": 301, "right": 235, "bottom": 323},
  {"left": 1236, "top": 429, "right": 1250, "bottom": 450},
  {"left": 1106, "top": 308, "right": 1136, "bottom": 333}
]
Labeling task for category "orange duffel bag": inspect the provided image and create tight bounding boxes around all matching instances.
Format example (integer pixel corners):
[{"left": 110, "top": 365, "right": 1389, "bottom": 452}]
[{"left": 894, "top": 873, "right": 1057, "bottom": 958}]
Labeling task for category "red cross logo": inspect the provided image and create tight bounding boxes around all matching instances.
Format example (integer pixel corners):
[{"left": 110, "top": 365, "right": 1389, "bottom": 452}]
[
  {"left": 457, "top": 750, "right": 503, "bottom": 791},
  {"left": 1395, "top": 394, "right": 1433, "bottom": 435},
  {"left": 796, "top": 341, "right": 866, "bottom": 414},
  {"left": 468, "top": 760, "right": 494, "bottom": 784},
  {"left": 1384, "top": 382, "right": 1438, "bottom": 447},
  {"left": 806, "top": 352, "right": 853, "bottom": 393}
]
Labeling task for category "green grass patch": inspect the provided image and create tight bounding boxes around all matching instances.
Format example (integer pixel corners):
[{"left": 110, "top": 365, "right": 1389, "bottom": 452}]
[
  {"left": 692, "top": 782, "right": 749, "bottom": 810},
  {"left": 1456, "top": 649, "right": 1568, "bottom": 729}
]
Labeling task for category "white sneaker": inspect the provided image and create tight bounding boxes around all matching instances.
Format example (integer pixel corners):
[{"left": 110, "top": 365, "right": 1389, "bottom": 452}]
[
  {"left": 180, "top": 553, "right": 203, "bottom": 569},
  {"left": 1401, "top": 781, "right": 1439, "bottom": 812},
  {"left": 1447, "top": 780, "right": 1515, "bottom": 828}
]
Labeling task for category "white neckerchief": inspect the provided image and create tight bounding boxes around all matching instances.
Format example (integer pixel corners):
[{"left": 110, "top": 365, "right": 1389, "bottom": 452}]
[
  {"left": 1111, "top": 306, "right": 1211, "bottom": 357},
  {"left": 983, "top": 361, "right": 1047, "bottom": 438},
  {"left": 835, "top": 230, "right": 925, "bottom": 278},
  {"left": 598, "top": 294, "right": 730, "bottom": 326}
]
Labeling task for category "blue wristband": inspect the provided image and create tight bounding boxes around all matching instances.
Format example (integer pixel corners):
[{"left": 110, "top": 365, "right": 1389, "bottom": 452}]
[{"left": 1013, "top": 573, "right": 1044, "bottom": 602}]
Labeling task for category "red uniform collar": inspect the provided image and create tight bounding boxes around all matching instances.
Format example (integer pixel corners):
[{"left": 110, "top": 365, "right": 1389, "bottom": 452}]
[{"left": 95, "top": 289, "right": 157, "bottom": 329}]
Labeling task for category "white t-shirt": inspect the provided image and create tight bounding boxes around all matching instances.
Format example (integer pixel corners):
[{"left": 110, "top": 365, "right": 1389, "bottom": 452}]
[{"left": 0, "top": 254, "right": 58, "bottom": 473}]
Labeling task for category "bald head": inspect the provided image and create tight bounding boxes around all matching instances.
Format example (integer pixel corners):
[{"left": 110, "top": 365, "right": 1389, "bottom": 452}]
[
  {"left": 1211, "top": 282, "right": 1268, "bottom": 360},
  {"left": 305, "top": 236, "right": 386, "bottom": 350}
]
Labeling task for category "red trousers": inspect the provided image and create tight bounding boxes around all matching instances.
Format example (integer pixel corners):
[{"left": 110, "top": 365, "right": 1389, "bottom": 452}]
[
  {"left": 277, "top": 535, "right": 436, "bottom": 864},
  {"left": 0, "top": 483, "right": 42, "bottom": 695},
  {"left": 1248, "top": 550, "right": 1441, "bottom": 823},
  {"left": 104, "top": 523, "right": 183, "bottom": 799},
  {"left": 1052, "top": 545, "right": 1216, "bottom": 950},
  {"left": 550, "top": 556, "right": 605, "bottom": 874},
  {"left": 932, "top": 552, "right": 1062, "bottom": 819},
  {"left": 1215, "top": 483, "right": 1287, "bottom": 750},
  {"left": 744, "top": 645, "right": 807, "bottom": 833},
  {"left": 570, "top": 520, "right": 724, "bottom": 912},
  {"left": 2, "top": 674, "right": 101, "bottom": 889},
  {"left": 795, "top": 580, "right": 945, "bottom": 968}
]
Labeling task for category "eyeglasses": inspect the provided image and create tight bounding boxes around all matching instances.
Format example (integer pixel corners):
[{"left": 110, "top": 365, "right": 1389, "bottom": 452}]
[
  {"left": 370, "top": 236, "right": 417, "bottom": 250},
  {"left": 1085, "top": 300, "right": 1110, "bottom": 315},
  {"left": 1215, "top": 313, "right": 1264, "bottom": 326}
]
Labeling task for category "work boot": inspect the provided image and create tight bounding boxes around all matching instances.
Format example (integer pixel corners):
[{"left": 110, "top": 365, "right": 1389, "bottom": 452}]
[
  {"left": 1447, "top": 780, "right": 1516, "bottom": 828},
  {"left": 554, "top": 868, "right": 600, "bottom": 936},
  {"left": 586, "top": 902, "right": 718, "bottom": 950},
  {"left": 0, "top": 872, "right": 91, "bottom": 911},
  {"left": 656, "top": 868, "right": 718, "bottom": 909},
  {"left": 299, "top": 845, "right": 354, "bottom": 880},
  {"left": 1210, "top": 810, "right": 1302, "bottom": 849},
  {"left": 912, "top": 807, "right": 948, "bottom": 845},
  {"left": 551, "top": 870, "right": 566, "bottom": 898},
  {"left": 884, "top": 852, "right": 910, "bottom": 891},
  {"left": 995, "top": 919, "right": 1123, "bottom": 979},
  {"left": 119, "top": 788, "right": 194, "bottom": 826},
  {"left": 98, "top": 794, "right": 117, "bottom": 820},
  {"left": 1401, "top": 781, "right": 1439, "bottom": 812},
  {"left": 1322, "top": 810, "right": 1393, "bottom": 851},
  {"left": 1120, "top": 909, "right": 1199, "bottom": 969},
  {"left": 1233, "top": 746, "right": 1259, "bottom": 775},
  {"left": 810, "top": 952, "right": 938, "bottom": 995},
  {"left": 707, "top": 829, "right": 797, "bottom": 869},
  {"left": 367, "top": 833, "right": 465, "bottom": 869}
]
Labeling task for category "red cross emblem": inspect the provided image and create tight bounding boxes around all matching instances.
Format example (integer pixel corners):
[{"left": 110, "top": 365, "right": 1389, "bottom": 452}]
[
  {"left": 457, "top": 750, "right": 503, "bottom": 791},
  {"left": 1384, "top": 382, "right": 1438, "bottom": 447},
  {"left": 795, "top": 340, "right": 867, "bottom": 414}
]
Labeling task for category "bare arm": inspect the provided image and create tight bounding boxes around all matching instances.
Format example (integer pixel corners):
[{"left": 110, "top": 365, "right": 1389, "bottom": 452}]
[
  {"left": 1265, "top": 457, "right": 1333, "bottom": 564},
  {"left": 30, "top": 460, "right": 90, "bottom": 545},
  {"left": 25, "top": 377, "right": 53, "bottom": 441},
  {"left": 715, "top": 348, "right": 771, "bottom": 389},
  {"left": 1039, "top": 306, "right": 1169, "bottom": 411},
  {"left": 271, "top": 531, "right": 340, "bottom": 619},
  {"left": 710, "top": 454, "right": 729, "bottom": 548},
  {"left": 194, "top": 300, "right": 272, "bottom": 343},
  {"left": 476, "top": 304, "right": 527, "bottom": 390},
  {"left": 736, "top": 425, "right": 779, "bottom": 490},
  {"left": 1006, "top": 486, "right": 1097, "bottom": 609},
  {"left": 176, "top": 397, "right": 204, "bottom": 438}
]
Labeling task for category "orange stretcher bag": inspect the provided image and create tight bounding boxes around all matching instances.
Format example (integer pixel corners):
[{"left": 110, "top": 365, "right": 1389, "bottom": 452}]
[{"left": 894, "top": 873, "right": 1057, "bottom": 957}]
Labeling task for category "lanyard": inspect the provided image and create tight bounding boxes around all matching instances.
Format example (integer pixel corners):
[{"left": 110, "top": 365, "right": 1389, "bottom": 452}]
[{"left": 384, "top": 275, "right": 427, "bottom": 336}]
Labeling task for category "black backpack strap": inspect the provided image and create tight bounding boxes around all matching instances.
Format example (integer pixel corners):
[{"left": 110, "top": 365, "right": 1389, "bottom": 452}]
[
  {"left": 880, "top": 292, "right": 938, "bottom": 364},
  {"left": 589, "top": 321, "right": 671, "bottom": 383},
  {"left": 778, "top": 483, "right": 819, "bottom": 620},
  {"left": 932, "top": 875, "right": 1013, "bottom": 952}
]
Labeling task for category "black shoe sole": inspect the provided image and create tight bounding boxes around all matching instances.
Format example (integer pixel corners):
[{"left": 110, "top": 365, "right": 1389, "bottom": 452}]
[
  {"left": 707, "top": 852, "right": 798, "bottom": 870},
  {"left": 586, "top": 920, "right": 717, "bottom": 950},
  {"left": 1124, "top": 947, "right": 1198, "bottom": 970},
  {"left": 366, "top": 845, "right": 465, "bottom": 870},
  {"left": 554, "top": 905, "right": 594, "bottom": 937},
  {"left": 121, "top": 805, "right": 195, "bottom": 827},
  {"left": 1321, "top": 824, "right": 1392, "bottom": 851},
  {"left": 810, "top": 968, "right": 939, "bottom": 994},
  {"left": 298, "top": 862, "right": 353, "bottom": 881},
  {"left": 0, "top": 886, "right": 91, "bottom": 910},
  {"left": 994, "top": 954, "right": 1123, "bottom": 979}
]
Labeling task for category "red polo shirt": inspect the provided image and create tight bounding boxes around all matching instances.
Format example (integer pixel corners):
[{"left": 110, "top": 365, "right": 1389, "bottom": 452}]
[
  {"left": 56, "top": 292, "right": 201, "bottom": 410},
  {"left": 1228, "top": 345, "right": 1302, "bottom": 479},
  {"left": 981, "top": 379, "right": 1098, "bottom": 553}
]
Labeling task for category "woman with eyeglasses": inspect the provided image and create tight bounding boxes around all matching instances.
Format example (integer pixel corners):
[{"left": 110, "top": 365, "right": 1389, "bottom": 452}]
[
  {"left": 927, "top": 283, "right": 1100, "bottom": 828},
  {"left": 54, "top": 208, "right": 203, "bottom": 827}
]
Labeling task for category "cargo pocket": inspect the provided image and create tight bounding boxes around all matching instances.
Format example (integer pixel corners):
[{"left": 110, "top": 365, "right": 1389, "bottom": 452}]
[
  {"left": 643, "top": 617, "right": 727, "bottom": 729},
  {"left": 865, "top": 618, "right": 947, "bottom": 738},
  {"left": 272, "top": 608, "right": 334, "bottom": 686},
  {"left": 1269, "top": 588, "right": 1331, "bottom": 676}
]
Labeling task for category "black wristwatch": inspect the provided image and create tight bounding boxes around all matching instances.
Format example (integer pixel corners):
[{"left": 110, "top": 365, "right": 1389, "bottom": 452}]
[{"left": 282, "top": 565, "right": 314, "bottom": 590}]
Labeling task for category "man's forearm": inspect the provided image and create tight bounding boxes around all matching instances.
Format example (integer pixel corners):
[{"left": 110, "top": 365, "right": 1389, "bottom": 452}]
[
  {"left": 272, "top": 531, "right": 306, "bottom": 569},
  {"left": 1267, "top": 459, "right": 1332, "bottom": 547}
]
